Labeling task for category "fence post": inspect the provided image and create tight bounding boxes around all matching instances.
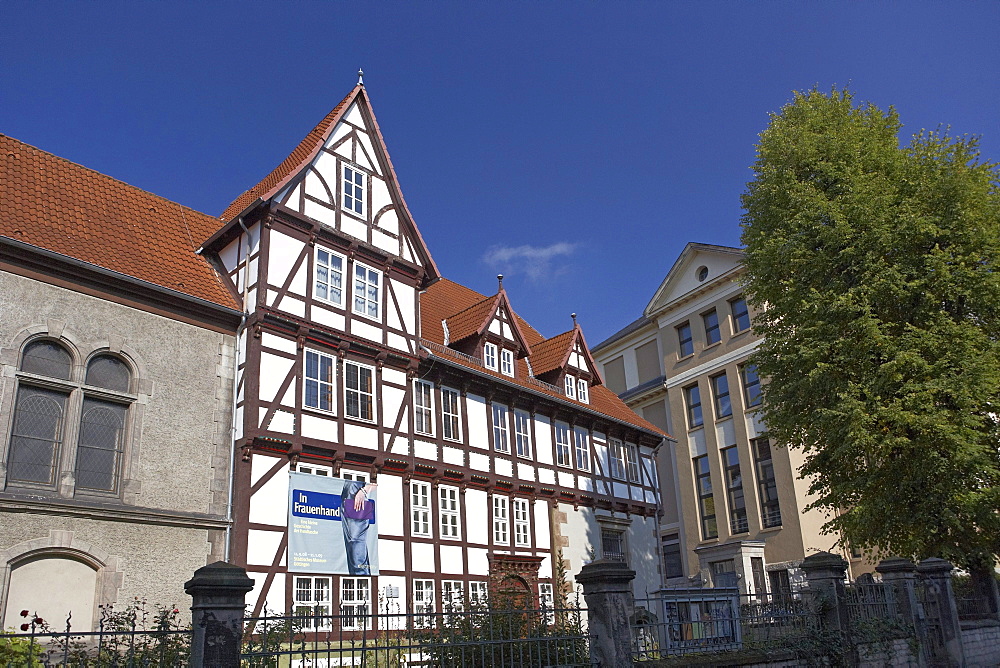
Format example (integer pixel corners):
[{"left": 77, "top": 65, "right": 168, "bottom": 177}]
[
  {"left": 800, "top": 551, "right": 852, "bottom": 662},
  {"left": 577, "top": 559, "right": 635, "bottom": 668},
  {"left": 917, "top": 558, "right": 965, "bottom": 668},
  {"left": 184, "top": 561, "right": 255, "bottom": 668},
  {"left": 876, "top": 557, "right": 929, "bottom": 665}
]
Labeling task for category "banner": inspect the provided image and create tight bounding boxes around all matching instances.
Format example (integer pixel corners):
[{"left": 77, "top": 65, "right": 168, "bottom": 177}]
[{"left": 287, "top": 472, "right": 378, "bottom": 575}]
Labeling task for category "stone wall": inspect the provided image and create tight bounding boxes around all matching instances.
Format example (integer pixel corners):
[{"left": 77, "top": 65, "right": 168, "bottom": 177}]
[{"left": 961, "top": 621, "right": 1000, "bottom": 668}]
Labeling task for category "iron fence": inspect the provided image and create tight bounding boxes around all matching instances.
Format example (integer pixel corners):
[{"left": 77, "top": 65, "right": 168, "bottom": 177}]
[
  {"left": 631, "top": 589, "right": 820, "bottom": 660},
  {"left": 0, "top": 610, "right": 190, "bottom": 667},
  {"left": 242, "top": 603, "right": 593, "bottom": 667},
  {"left": 952, "top": 575, "right": 997, "bottom": 621}
]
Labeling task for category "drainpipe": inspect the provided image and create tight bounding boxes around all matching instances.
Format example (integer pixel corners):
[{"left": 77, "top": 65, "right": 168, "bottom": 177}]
[{"left": 224, "top": 217, "right": 252, "bottom": 562}]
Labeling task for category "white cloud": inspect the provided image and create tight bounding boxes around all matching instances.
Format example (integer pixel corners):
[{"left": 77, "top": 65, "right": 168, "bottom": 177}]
[{"left": 481, "top": 242, "right": 579, "bottom": 281}]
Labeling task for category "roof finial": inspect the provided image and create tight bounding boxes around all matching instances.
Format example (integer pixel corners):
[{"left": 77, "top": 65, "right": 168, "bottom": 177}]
[
  {"left": 357, "top": 68, "right": 364, "bottom": 86},
  {"left": 571, "top": 312, "right": 578, "bottom": 327},
  {"left": 497, "top": 274, "right": 504, "bottom": 291}
]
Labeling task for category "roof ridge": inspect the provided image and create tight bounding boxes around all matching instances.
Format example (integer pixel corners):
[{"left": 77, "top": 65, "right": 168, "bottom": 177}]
[{"left": 1, "top": 134, "right": 217, "bottom": 226}]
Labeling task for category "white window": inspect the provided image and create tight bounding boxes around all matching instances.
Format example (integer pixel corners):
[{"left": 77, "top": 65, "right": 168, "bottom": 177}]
[
  {"left": 484, "top": 342, "right": 498, "bottom": 370},
  {"left": 340, "top": 577, "right": 371, "bottom": 630},
  {"left": 414, "top": 380, "right": 433, "bottom": 435},
  {"left": 500, "top": 349, "right": 514, "bottom": 377},
  {"left": 439, "top": 485, "right": 460, "bottom": 539},
  {"left": 343, "top": 164, "right": 366, "bottom": 217},
  {"left": 352, "top": 262, "right": 381, "bottom": 320},
  {"left": 539, "top": 583, "right": 555, "bottom": 623},
  {"left": 441, "top": 387, "right": 461, "bottom": 442},
  {"left": 513, "top": 498, "right": 530, "bottom": 547},
  {"left": 296, "top": 462, "right": 332, "bottom": 476},
  {"left": 413, "top": 579, "right": 435, "bottom": 627},
  {"left": 345, "top": 361, "right": 374, "bottom": 421},
  {"left": 411, "top": 481, "right": 431, "bottom": 537},
  {"left": 304, "top": 350, "right": 335, "bottom": 412},
  {"left": 492, "top": 403, "right": 509, "bottom": 453},
  {"left": 577, "top": 379, "right": 589, "bottom": 404},
  {"left": 609, "top": 439, "right": 626, "bottom": 480},
  {"left": 441, "top": 580, "right": 464, "bottom": 611},
  {"left": 492, "top": 495, "right": 509, "bottom": 545},
  {"left": 555, "top": 423, "right": 572, "bottom": 467},
  {"left": 314, "top": 247, "right": 345, "bottom": 306},
  {"left": 574, "top": 429, "right": 590, "bottom": 472},
  {"left": 564, "top": 375, "right": 577, "bottom": 399},
  {"left": 625, "top": 443, "right": 641, "bottom": 482},
  {"left": 340, "top": 469, "right": 369, "bottom": 483},
  {"left": 514, "top": 410, "right": 532, "bottom": 458},
  {"left": 294, "top": 576, "right": 331, "bottom": 630},
  {"left": 469, "top": 581, "right": 489, "bottom": 604}
]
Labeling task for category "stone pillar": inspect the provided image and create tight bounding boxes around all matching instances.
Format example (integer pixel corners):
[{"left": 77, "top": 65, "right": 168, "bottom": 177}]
[
  {"left": 185, "top": 561, "right": 255, "bottom": 668},
  {"left": 876, "top": 557, "right": 929, "bottom": 666},
  {"left": 800, "top": 551, "right": 850, "bottom": 633},
  {"left": 917, "top": 557, "right": 965, "bottom": 668},
  {"left": 577, "top": 559, "right": 635, "bottom": 668}
]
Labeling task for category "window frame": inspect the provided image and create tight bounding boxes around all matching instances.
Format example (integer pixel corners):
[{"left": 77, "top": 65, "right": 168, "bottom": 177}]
[
  {"left": 753, "top": 438, "right": 782, "bottom": 528},
  {"left": 677, "top": 322, "right": 694, "bottom": 358},
  {"left": 413, "top": 379, "right": 434, "bottom": 436},
  {"left": 492, "top": 495, "right": 510, "bottom": 545},
  {"left": 555, "top": 422, "right": 572, "bottom": 468},
  {"left": 439, "top": 485, "right": 460, "bottom": 540},
  {"left": 441, "top": 387, "right": 462, "bottom": 442},
  {"left": 500, "top": 349, "right": 514, "bottom": 377},
  {"left": 469, "top": 581, "right": 489, "bottom": 604},
  {"left": 564, "top": 375, "right": 577, "bottom": 399},
  {"left": 492, "top": 403, "right": 509, "bottom": 453},
  {"left": 413, "top": 579, "right": 435, "bottom": 627},
  {"left": 608, "top": 438, "right": 627, "bottom": 480},
  {"left": 294, "top": 575, "right": 332, "bottom": 631},
  {"left": 574, "top": 428, "right": 590, "bottom": 472},
  {"left": 741, "top": 364, "right": 762, "bottom": 408},
  {"left": 625, "top": 443, "right": 641, "bottom": 483},
  {"left": 410, "top": 480, "right": 432, "bottom": 538},
  {"left": 577, "top": 378, "right": 589, "bottom": 404},
  {"left": 352, "top": 260, "right": 382, "bottom": 321},
  {"left": 304, "top": 349, "right": 336, "bottom": 414},
  {"left": 512, "top": 497, "right": 531, "bottom": 547},
  {"left": 703, "top": 309, "right": 721, "bottom": 346},
  {"left": 539, "top": 583, "right": 555, "bottom": 623},
  {"left": 711, "top": 372, "right": 733, "bottom": 420},
  {"left": 339, "top": 577, "right": 371, "bottom": 631},
  {"left": 730, "top": 297, "right": 751, "bottom": 334},
  {"left": 513, "top": 409, "right": 532, "bottom": 459},
  {"left": 721, "top": 445, "right": 749, "bottom": 534},
  {"left": 344, "top": 360, "right": 375, "bottom": 422},
  {"left": 684, "top": 384, "right": 704, "bottom": 429},
  {"left": 694, "top": 454, "right": 718, "bottom": 539},
  {"left": 601, "top": 528, "right": 626, "bottom": 562},
  {"left": 313, "top": 246, "right": 346, "bottom": 307},
  {"left": 483, "top": 342, "right": 498, "bottom": 371},
  {"left": 342, "top": 163, "right": 367, "bottom": 219}
]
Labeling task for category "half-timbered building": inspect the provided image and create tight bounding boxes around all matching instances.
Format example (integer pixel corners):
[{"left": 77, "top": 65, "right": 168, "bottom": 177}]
[{"left": 198, "top": 83, "right": 668, "bottom": 620}]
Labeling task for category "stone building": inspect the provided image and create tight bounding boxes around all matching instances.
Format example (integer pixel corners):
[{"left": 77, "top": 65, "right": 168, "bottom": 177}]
[
  {"left": 592, "top": 242, "right": 872, "bottom": 597},
  {"left": 0, "top": 136, "right": 242, "bottom": 629}
]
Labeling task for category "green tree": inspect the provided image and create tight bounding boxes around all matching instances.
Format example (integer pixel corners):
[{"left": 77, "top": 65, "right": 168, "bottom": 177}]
[{"left": 740, "top": 88, "right": 1000, "bottom": 571}]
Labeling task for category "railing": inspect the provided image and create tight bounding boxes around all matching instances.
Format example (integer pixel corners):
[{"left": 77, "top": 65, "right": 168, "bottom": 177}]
[
  {"left": 632, "top": 589, "right": 820, "bottom": 660},
  {"left": 0, "top": 608, "right": 191, "bottom": 667},
  {"left": 845, "top": 582, "right": 898, "bottom": 629},
  {"left": 952, "top": 575, "right": 998, "bottom": 621},
  {"left": 243, "top": 603, "right": 594, "bottom": 667}
]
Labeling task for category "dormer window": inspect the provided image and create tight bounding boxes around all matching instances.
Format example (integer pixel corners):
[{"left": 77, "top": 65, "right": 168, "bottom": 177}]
[
  {"left": 564, "top": 376, "right": 577, "bottom": 399},
  {"left": 577, "top": 379, "right": 589, "bottom": 403},
  {"left": 343, "top": 164, "right": 366, "bottom": 218},
  {"left": 484, "top": 342, "right": 498, "bottom": 371},
  {"left": 500, "top": 349, "right": 514, "bottom": 377}
]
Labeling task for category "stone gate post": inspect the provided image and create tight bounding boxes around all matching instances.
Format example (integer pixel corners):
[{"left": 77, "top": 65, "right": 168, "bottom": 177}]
[
  {"left": 185, "top": 561, "right": 255, "bottom": 668},
  {"left": 876, "top": 557, "right": 929, "bottom": 665},
  {"left": 917, "top": 557, "right": 965, "bottom": 668},
  {"left": 577, "top": 559, "right": 635, "bottom": 668},
  {"left": 800, "top": 551, "right": 850, "bottom": 633}
]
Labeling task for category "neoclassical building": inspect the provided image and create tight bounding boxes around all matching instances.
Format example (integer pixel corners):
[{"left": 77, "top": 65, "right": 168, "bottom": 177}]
[
  {"left": 0, "top": 135, "right": 242, "bottom": 629},
  {"left": 196, "top": 84, "right": 667, "bottom": 620},
  {"left": 592, "top": 243, "right": 872, "bottom": 598}
]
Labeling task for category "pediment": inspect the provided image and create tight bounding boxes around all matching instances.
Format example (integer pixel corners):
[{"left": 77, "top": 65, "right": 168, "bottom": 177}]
[{"left": 644, "top": 243, "right": 744, "bottom": 316}]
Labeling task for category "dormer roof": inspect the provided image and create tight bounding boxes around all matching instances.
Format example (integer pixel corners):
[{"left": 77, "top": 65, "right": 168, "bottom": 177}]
[
  {"left": 644, "top": 242, "right": 744, "bottom": 316},
  {"left": 213, "top": 85, "right": 439, "bottom": 279},
  {"left": 530, "top": 326, "right": 602, "bottom": 384},
  {"left": 444, "top": 289, "right": 533, "bottom": 355}
]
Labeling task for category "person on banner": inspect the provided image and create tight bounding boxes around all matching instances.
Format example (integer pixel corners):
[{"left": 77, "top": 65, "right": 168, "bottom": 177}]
[{"left": 341, "top": 480, "right": 377, "bottom": 575}]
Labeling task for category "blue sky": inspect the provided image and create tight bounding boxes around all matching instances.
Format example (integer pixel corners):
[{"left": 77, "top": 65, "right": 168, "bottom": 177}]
[{"left": 4, "top": 2, "right": 999, "bottom": 345}]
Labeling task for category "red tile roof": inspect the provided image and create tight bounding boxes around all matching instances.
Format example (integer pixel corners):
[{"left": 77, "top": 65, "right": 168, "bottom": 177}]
[
  {"left": 1, "top": 134, "right": 239, "bottom": 310},
  {"left": 529, "top": 329, "right": 576, "bottom": 376},
  {"left": 421, "top": 279, "right": 668, "bottom": 438},
  {"left": 446, "top": 294, "right": 501, "bottom": 343}
]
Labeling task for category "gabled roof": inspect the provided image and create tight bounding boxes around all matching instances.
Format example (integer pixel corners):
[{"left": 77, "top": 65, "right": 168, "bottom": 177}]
[
  {"left": 0, "top": 134, "right": 240, "bottom": 311},
  {"left": 529, "top": 326, "right": 601, "bottom": 383},
  {"left": 444, "top": 289, "right": 533, "bottom": 354},
  {"left": 644, "top": 242, "right": 744, "bottom": 316},
  {"left": 216, "top": 85, "right": 439, "bottom": 279},
  {"left": 421, "top": 279, "right": 666, "bottom": 438}
]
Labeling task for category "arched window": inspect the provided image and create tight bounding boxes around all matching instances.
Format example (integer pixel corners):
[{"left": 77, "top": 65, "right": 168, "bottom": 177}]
[
  {"left": 5, "top": 342, "right": 135, "bottom": 496},
  {"left": 7, "top": 341, "right": 73, "bottom": 486}
]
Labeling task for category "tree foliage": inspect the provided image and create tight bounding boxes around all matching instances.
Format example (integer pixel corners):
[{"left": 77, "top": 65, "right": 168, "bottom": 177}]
[{"left": 740, "top": 88, "right": 1000, "bottom": 569}]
